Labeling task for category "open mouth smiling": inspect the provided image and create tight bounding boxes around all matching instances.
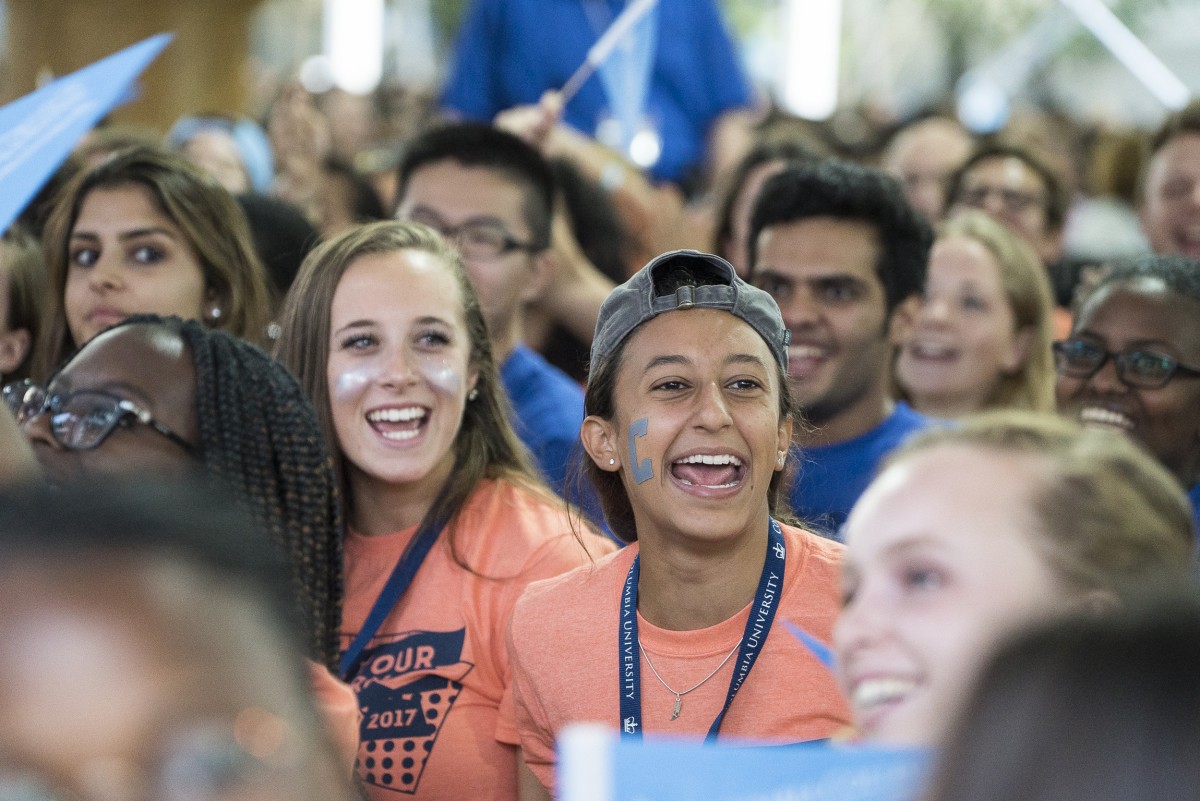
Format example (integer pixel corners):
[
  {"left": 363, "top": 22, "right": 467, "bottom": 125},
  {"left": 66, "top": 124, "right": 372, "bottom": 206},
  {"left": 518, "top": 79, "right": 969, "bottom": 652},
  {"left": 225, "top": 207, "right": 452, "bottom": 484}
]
[
  {"left": 669, "top": 453, "right": 747, "bottom": 490},
  {"left": 366, "top": 406, "right": 428, "bottom": 441},
  {"left": 849, "top": 675, "right": 920, "bottom": 733},
  {"left": 1078, "top": 405, "right": 1135, "bottom": 433},
  {"left": 908, "top": 341, "right": 958, "bottom": 361}
]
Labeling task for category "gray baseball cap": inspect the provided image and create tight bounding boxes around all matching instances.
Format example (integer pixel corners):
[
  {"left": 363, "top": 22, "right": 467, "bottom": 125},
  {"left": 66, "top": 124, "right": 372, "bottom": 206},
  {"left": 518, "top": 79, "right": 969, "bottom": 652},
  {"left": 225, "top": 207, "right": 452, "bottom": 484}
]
[{"left": 590, "top": 249, "right": 790, "bottom": 370}]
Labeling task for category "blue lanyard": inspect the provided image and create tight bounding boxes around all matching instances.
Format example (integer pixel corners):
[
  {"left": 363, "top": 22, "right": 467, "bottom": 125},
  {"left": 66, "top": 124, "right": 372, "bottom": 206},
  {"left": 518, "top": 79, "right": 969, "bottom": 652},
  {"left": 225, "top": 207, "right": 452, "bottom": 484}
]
[
  {"left": 618, "top": 519, "right": 787, "bottom": 741},
  {"left": 338, "top": 515, "right": 446, "bottom": 680}
]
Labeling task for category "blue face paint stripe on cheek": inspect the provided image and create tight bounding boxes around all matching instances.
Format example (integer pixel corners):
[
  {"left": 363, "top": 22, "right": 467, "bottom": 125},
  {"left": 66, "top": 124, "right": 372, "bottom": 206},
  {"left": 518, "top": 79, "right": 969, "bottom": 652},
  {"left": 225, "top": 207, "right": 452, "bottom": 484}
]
[{"left": 628, "top": 416, "right": 653, "bottom": 484}]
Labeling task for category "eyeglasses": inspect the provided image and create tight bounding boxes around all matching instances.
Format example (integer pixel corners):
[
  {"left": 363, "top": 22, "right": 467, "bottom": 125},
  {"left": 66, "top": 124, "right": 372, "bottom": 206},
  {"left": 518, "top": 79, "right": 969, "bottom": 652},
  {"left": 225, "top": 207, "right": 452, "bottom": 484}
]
[
  {"left": 1052, "top": 339, "right": 1200, "bottom": 389},
  {"left": 405, "top": 213, "right": 538, "bottom": 260},
  {"left": 956, "top": 185, "right": 1046, "bottom": 217},
  {"left": 3, "top": 381, "right": 198, "bottom": 454}
]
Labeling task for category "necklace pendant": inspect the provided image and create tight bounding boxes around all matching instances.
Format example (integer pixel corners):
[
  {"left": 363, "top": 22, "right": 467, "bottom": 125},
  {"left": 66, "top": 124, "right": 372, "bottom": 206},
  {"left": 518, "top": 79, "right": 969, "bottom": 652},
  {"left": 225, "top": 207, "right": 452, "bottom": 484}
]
[{"left": 671, "top": 695, "right": 682, "bottom": 720}]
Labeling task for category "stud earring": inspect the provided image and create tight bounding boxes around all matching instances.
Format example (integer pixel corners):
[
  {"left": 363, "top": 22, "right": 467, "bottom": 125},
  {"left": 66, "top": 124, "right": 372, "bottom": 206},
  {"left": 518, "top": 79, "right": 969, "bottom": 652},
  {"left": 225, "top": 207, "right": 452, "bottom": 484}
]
[
  {"left": 208, "top": 306, "right": 222, "bottom": 321},
  {"left": 608, "top": 458, "right": 616, "bottom": 466},
  {"left": 468, "top": 388, "right": 479, "bottom": 401}
]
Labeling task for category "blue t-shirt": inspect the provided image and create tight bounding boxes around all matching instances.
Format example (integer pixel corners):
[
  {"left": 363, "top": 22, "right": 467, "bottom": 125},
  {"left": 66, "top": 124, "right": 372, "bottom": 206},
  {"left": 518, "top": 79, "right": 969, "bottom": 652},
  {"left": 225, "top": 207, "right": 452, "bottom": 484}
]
[
  {"left": 500, "top": 344, "right": 612, "bottom": 538},
  {"left": 440, "top": 0, "right": 753, "bottom": 184},
  {"left": 788, "top": 403, "right": 930, "bottom": 540},
  {"left": 501, "top": 343, "right": 585, "bottom": 494},
  {"left": 1190, "top": 484, "right": 1200, "bottom": 538}
]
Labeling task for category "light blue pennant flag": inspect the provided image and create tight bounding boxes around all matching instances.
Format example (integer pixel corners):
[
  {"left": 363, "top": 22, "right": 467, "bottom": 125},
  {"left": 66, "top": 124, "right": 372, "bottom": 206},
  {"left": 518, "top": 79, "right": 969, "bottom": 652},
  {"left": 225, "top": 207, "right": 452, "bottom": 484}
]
[
  {"left": 560, "top": 723, "right": 928, "bottom": 801},
  {"left": 0, "top": 33, "right": 173, "bottom": 234},
  {"left": 594, "top": 0, "right": 658, "bottom": 156}
]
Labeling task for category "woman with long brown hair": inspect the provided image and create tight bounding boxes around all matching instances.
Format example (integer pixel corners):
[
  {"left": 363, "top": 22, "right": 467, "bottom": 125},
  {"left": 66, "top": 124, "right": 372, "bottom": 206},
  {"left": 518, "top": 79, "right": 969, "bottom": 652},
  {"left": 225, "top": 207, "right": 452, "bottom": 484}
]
[{"left": 275, "top": 220, "right": 609, "bottom": 801}]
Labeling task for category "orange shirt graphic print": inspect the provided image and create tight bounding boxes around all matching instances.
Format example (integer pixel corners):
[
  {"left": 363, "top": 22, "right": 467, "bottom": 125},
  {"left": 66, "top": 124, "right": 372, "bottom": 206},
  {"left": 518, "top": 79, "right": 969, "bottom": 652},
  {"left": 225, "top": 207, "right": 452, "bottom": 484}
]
[{"left": 349, "top": 628, "right": 473, "bottom": 795}]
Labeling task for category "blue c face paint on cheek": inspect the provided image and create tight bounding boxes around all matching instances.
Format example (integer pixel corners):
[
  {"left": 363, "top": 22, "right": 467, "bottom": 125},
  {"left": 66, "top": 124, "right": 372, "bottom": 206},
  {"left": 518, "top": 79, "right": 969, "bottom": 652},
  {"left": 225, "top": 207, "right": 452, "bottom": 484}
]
[{"left": 628, "top": 416, "right": 653, "bottom": 484}]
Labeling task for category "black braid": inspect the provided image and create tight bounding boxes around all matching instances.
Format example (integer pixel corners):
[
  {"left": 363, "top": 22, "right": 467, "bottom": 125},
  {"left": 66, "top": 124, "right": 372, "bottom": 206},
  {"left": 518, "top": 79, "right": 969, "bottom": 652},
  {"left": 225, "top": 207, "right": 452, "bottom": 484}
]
[{"left": 124, "top": 315, "right": 345, "bottom": 670}]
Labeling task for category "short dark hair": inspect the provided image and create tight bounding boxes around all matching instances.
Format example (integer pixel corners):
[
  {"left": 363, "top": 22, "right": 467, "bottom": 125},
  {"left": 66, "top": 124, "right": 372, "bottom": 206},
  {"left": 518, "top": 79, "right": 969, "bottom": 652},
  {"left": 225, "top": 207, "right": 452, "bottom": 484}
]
[
  {"left": 946, "top": 143, "right": 1069, "bottom": 231},
  {"left": 235, "top": 192, "right": 320, "bottom": 303},
  {"left": 394, "top": 123, "right": 556, "bottom": 250},
  {"left": 324, "top": 156, "right": 388, "bottom": 224},
  {"left": 1146, "top": 100, "right": 1200, "bottom": 162},
  {"left": 711, "top": 138, "right": 823, "bottom": 262},
  {"left": 748, "top": 160, "right": 931, "bottom": 317},
  {"left": 1097, "top": 253, "right": 1200, "bottom": 307},
  {"left": 0, "top": 479, "right": 302, "bottom": 651}
]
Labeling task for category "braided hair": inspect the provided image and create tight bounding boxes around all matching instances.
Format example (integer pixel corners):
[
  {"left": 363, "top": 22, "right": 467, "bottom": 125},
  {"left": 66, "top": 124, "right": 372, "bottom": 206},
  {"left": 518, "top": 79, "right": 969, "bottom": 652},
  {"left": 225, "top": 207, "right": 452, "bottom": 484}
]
[{"left": 114, "top": 314, "right": 344, "bottom": 669}]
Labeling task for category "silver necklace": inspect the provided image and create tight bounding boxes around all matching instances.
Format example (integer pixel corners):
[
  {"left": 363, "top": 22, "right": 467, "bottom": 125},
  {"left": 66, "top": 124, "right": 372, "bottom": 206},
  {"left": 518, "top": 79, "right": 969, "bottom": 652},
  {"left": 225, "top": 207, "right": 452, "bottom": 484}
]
[{"left": 639, "top": 638, "right": 740, "bottom": 721}]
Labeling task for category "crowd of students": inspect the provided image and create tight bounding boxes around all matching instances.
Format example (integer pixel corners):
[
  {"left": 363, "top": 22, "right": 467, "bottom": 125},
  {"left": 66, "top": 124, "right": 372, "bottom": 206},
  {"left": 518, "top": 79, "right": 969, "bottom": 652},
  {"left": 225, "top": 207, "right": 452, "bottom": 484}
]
[{"left": 1, "top": 16, "right": 1199, "bottom": 801}]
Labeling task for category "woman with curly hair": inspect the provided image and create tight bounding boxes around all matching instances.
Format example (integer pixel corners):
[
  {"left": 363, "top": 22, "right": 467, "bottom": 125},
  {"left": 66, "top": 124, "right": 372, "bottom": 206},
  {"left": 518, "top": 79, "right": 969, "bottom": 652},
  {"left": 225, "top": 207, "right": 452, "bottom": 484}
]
[{"left": 13, "top": 314, "right": 353, "bottom": 764}]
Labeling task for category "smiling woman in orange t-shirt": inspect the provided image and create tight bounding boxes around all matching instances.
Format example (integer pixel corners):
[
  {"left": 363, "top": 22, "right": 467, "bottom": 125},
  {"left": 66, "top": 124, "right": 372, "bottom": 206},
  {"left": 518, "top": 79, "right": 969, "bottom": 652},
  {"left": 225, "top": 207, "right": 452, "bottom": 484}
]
[
  {"left": 503, "top": 250, "right": 850, "bottom": 799},
  {"left": 276, "top": 221, "right": 610, "bottom": 801}
]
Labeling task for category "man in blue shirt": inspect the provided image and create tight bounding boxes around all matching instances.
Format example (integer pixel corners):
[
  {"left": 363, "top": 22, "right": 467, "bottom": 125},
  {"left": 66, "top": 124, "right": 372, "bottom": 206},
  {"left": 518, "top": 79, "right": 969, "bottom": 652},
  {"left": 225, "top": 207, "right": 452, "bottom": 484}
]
[
  {"left": 394, "top": 124, "right": 590, "bottom": 512},
  {"left": 440, "top": 0, "right": 754, "bottom": 188},
  {"left": 748, "top": 161, "right": 933, "bottom": 537}
]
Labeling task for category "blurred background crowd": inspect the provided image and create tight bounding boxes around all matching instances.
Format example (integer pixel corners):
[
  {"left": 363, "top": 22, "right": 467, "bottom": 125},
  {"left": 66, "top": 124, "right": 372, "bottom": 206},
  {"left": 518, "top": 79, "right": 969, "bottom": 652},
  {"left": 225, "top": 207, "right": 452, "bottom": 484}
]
[{"left": 1, "top": 2, "right": 1200, "bottom": 801}]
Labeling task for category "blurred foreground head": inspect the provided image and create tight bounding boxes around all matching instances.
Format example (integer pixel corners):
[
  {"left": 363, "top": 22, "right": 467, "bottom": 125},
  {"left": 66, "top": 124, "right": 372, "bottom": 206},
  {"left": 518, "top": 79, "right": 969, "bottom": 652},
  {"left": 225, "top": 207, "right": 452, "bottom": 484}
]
[
  {"left": 927, "top": 590, "right": 1200, "bottom": 801},
  {"left": 836, "top": 410, "right": 1194, "bottom": 746},
  {"left": 0, "top": 480, "right": 355, "bottom": 801}
]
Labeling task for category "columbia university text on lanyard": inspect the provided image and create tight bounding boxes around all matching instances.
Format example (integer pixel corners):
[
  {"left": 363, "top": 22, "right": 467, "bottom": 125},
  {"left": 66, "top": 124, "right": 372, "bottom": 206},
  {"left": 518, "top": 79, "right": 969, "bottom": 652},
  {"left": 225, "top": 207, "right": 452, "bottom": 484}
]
[{"left": 618, "top": 519, "right": 786, "bottom": 740}]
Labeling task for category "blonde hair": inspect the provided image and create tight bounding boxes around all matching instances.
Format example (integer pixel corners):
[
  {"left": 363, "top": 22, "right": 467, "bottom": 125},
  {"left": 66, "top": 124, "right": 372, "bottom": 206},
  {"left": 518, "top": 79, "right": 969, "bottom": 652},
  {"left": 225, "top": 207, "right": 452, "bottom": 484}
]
[
  {"left": 887, "top": 410, "right": 1194, "bottom": 599},
  {"left": 903, "top": 210, "right": 1056, "bottom": 412}
]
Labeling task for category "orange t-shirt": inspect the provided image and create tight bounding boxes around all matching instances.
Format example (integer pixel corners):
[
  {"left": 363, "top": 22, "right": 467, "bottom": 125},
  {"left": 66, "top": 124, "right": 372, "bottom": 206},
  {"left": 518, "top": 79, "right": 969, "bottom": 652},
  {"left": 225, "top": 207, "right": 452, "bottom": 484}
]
[
  {"left": 309, "top": 660, "right": 362, "bottom": 773},
  {"left": 501, "top": 523, "right": 850, "bottom": 793},
  {"left": 341, "top": 479, "right": 614, "bottom": 801}
]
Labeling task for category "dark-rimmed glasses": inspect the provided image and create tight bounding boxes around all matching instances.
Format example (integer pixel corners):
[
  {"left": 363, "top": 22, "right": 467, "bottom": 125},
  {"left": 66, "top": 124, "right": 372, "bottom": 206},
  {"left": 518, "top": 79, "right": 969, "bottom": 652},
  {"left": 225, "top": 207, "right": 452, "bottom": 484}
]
[
  {"left": 956, "top": 185, "right": 1046, "bottom": 217},
  {"left": 3, "top": 380, "right": 198, "bottom": 454},
  {"left": 1052, "top": 339, "right": 1200, "bottom": 389},
  {"left": 404, "top": 212, "right": 538, "bottom": 260}
]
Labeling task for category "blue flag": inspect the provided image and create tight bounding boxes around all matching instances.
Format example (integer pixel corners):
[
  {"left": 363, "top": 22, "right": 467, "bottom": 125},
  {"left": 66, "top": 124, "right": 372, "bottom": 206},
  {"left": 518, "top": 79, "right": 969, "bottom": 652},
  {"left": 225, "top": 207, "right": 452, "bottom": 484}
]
[
  {"left": 594, "top": 0, "right": 658, "bottom": 158},
  {"left": 0, "top": 33, "right": 172, "bottom": 234},
  {"left": 559, "top": 724, "right": 928, "bottom": 801}
]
